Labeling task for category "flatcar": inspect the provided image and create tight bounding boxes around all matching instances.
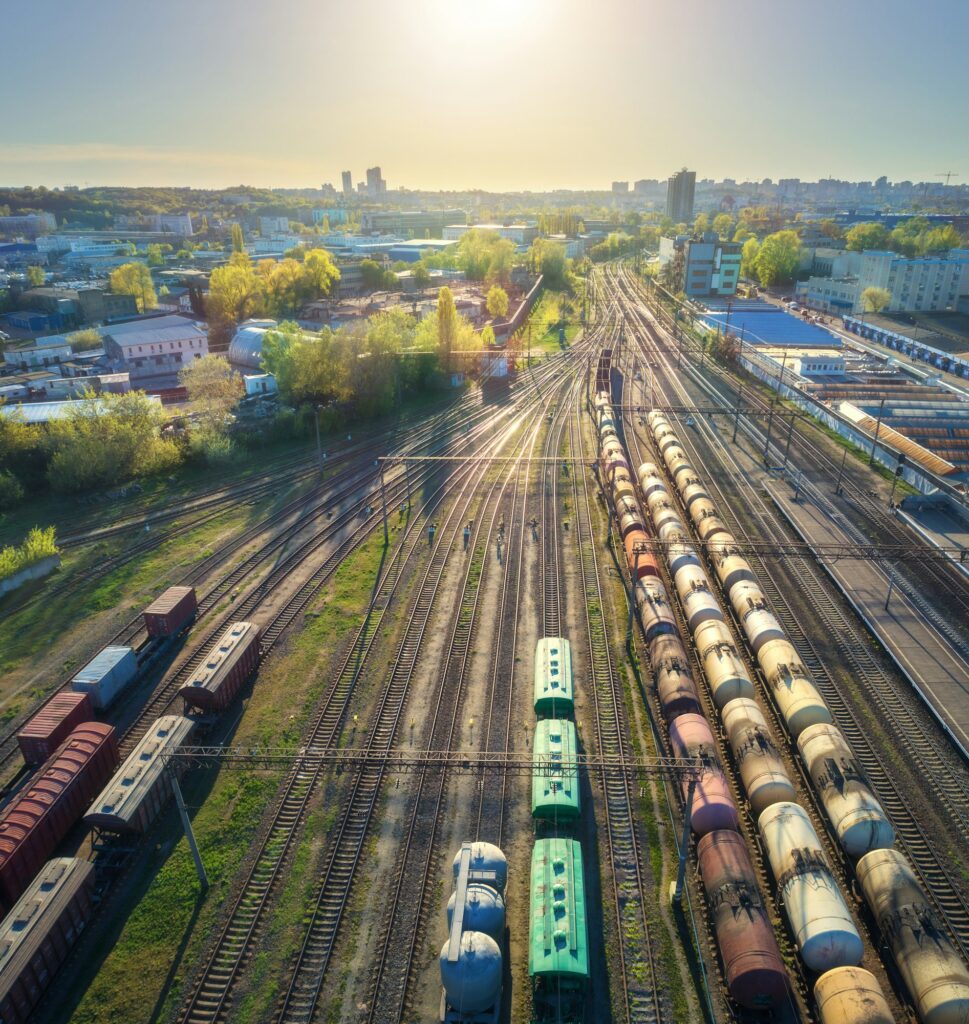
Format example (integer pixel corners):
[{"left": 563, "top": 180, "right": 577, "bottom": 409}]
[
  {"left": 529, "top": 838, "right": 589, "bottom": 1022},
  {"left": 533, "top": 638, "right": 574, "bottom": 719},
  {"left": 85, "top": 715, "right": 195, "bottom": 836},
  {"left": 178, "top": 621, "right": 260, "bottom": 714},
  {"left": 0, "top": 724, "right": 118, "bottom": 913},
  {"left": 0, "top": 858, "right": 95, "bottom": 1024},
  {"left": 531, "top": 719, "right": 580, "bottom": 823}
]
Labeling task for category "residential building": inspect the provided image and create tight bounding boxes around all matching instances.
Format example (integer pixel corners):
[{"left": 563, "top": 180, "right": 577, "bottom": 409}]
[
  {"left": 443, "top": 223, "right": 538, "bottom": 245},
  {"left": 312, "top": 207, "right": 347, "bottom": 225},
  {"left": 101, "top": 315, "right": 208, "bottom": 381},
  {"left": 611, "top": 181, "right": 629, "bottom": 194},
  {"left": 366, "top": 166, "right": 386, "bottom": 196},
  {"left": 342, "top": 170, "right": 353, "bottom": 195},
  {"left": 260, "top": 216, "right": 290, "bottom": 235},
  {"left": 360, "top": 209, "right": 465, "bottom": 237},
  {"left": 666, "top": 168, "right": 696, "bottom": 223},
  {"left": 658, "top": 232, "right": 741, "bottom": 297},
  {"left": 0, "top": 213, "right": 56, "bottom": 238}
]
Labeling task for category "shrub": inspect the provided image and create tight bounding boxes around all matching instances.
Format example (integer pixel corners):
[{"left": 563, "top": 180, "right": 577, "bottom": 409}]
[{"left": 0, "top": 526, "right": 58, "bottom": 581}]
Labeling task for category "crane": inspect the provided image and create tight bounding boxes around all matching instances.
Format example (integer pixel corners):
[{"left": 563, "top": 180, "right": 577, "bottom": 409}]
[{"left": 937, "top": 171, "right": 960, "bottom": 186}]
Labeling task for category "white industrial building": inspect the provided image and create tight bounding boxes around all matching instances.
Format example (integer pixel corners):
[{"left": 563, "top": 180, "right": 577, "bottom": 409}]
[{"left": 101, "top": 315, "right": 207, "bottom": 381}]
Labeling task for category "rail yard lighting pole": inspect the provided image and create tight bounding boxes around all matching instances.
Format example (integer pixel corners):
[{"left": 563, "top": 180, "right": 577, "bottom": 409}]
[
  {"left": 869, "top": 398, "right": 887, "bottom": 467},
  {"left": 782, "top": 410, "right": 797, "bottom": 469},
  {"left": 171, "top": 773, "right": 208, "bottom": 893},
  {"left": 763, "top": 399, "right": 778, "bottom": 466},
  {"left": 670, "top": 775, "right": 697, "bottom": 906},
  {"left": 884, "top": 573, "right": 896, "bottom": 611},
  {"left": 835, "top": 447, "right": 848, "bottom": 496},
  {"left": 379, "top": 465, "right": 388, "bottom": 543},
  {"left": 732, "top": 380, "right": 745, "bottom": 443}
]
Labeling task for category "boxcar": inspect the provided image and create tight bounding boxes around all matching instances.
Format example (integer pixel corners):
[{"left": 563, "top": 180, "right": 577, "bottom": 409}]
[
  {"left": 178, "top": 622, "right": 260, "bottom": 714},
  {"left": 0, "top": 857, "right": 95, "bottom": 1024},
  {"left": 85, "top": 715, "right": 195, "bottom": 836},
  {"left": 143, "top": 586, "right": 198, "bottom": 638},
  {"left": 532, "top": 720, "right": 580, "bottom": 823},
  {"left": 71, "top": 646, "right": 137, "bottom": 710},
  {"left": 529, "top": 838, "right": 589, "bottom": 1021},
  {"left": 16, "top": 693, "right": 93, "bottom": 766},
  {"left": 0, "top": 724, "right": 118, "bottom": 913},
  {"left": 533, "top": 638, "right": 574, "bottom": 719}
]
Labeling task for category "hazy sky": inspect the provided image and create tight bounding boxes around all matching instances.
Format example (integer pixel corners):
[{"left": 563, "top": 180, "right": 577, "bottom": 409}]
[{"left": 2, "top": 0, "right": 967, "bottom": 191}]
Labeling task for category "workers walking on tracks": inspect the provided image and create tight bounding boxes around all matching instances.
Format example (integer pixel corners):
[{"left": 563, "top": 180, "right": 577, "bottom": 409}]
[
  {"left": 463, "top": 523, "right": 471, "bottom": 550},
  {"left": 428, "top": 522, "right": 437, "bottom": 547},
  {"left": 498, "top": 518, "right": 505, "bottom": 540},
  {"left": 530, "top": 516, "right": 539, "bottom": 540}
]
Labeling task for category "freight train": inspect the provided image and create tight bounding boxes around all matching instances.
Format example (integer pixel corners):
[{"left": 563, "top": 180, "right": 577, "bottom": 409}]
[
  {"left": 592, "top": 378, "right": 788, "bottom": 1010},
  {"left": 632, "top": 398, "right": 969, "bottom": 1021}
]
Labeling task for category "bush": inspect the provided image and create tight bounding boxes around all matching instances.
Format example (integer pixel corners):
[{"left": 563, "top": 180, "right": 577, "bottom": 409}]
[
  {"left": 0, "top": 470, "right": 24, "bottom": 511},
  {"left": 0, "top": 526, "right": 58, "bottom": 581},
  {"left": 187, "top": 425, "right": 237, "bottom": 465}
]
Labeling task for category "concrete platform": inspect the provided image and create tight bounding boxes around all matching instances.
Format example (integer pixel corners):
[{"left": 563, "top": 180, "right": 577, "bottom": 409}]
[{"left": 766, "top": 482, "right": 969, "bottom": 760}]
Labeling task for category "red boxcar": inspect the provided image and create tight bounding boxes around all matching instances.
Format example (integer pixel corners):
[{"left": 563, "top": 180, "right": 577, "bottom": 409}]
[
  {"left": 0, "top": 723, "right": 118, "bottom": 913},
  {"left": 143, "top": 586, "right": 198, "bottom": 638},
  {"left": 178, "top": 621, "right": 261, "bottom": 714},
  {"left": 16, "top": 693, "right": 93, "bottom": 766},
  {"left": 0, "top": 857, "right": 95, "bottom": 1024}
]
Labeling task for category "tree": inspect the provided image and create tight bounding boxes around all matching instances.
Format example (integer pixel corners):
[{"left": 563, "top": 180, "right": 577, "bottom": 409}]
[
  {"left": 752, "top": 230, "right": 802, "bottom": 286},
  {"left": 207, "top": 252, "right": 263, "bottom": 326},
  {"left": 231, "top": 223, "right": 245, "bottom": 253},
  {"left": 359, "top": 258, "right": 387, "bottom": 291},
  {"left": 486, "top": 285, "right": 509, "bottom": 320},
  {"left": 712, "top": 213, "right": 733, "bottom": 239},
  {"left": 740, "top": 237, "right": 760, "bottom": 279},
  {"left": 845, "top": 222, "right": 890, "bottom": 252},
  {"left": 818, "top": 219, "right": 844, "bottom": 242},
  {"left": 301, "top": 248, "right": 340, "bottom": 300},
  {"left": 67, "top": 328, "right": 102, "bottom": 351},
  {"left": 180, "top": 354, "right": 244, "bottom": 428},
  {"left": 528, "top": 239, "right": 569, "bottom": 289},
  {"left": 860, "top": 286, "right": 891, "bottom": 315},
  {"left": 412, "top": 262, "right": 431, "bottom": 291},
  {"left": 109, "top": 262, "right": 157, "bottom": 312},
  {"left": 437, "top": 286, "right": 458, "bottom": 365},
  {"left": 480, "top": 325, "right": 496, "bottom": 348},
  {"left": 26, "top": 265, "right": 45, "bottom": 287},
  {"left": 146, "top": 243, "right": 165, "bottom": 267},
  {"left": 693, "top": 212, "right": 710, "bottom": 235}
]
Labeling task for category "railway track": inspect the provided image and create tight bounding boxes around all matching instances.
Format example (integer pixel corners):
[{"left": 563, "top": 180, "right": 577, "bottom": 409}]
[
  {"left": 569, "top": 365, "right": 666, "bottom": 1024},
  {"left": 614, "top": 270, "right": 969, "bottom": 964}
]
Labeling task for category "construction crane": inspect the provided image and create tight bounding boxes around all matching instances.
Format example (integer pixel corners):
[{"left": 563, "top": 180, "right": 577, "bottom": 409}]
[{"left": 937, "top": 171, "right": 960, "bottom": 186}]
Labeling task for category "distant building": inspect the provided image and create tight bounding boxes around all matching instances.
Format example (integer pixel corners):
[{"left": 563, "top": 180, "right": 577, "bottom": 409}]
[
  {"left": 260, "top": 216, "right": 290, "bottom": 236},
  {"left": 611, "top": 181, "right": 629, "bottom": 194},
  {"left": 666, "top": 169, "right": 696, "bottom": 223},
  {"left": 101, "top": 315, "right": 208, "bottom": 381},
  {"left": 658, "top": 233, "right": 741, "bottom": 297},
  {"left": 386, "top": 239, "right": 457, "bottom": 263},
  {"left": 443, "top": 223, "right": 538, "bottom": 245},
  {"left": 2, "top": 335, "right": 74, "bottom": 370},
  {"left": 21, "top": 287, "right": 137, "bottom": 328},
  {"left": 0, "top": 213, "right": 56, "bottom": 238},
  {"left": 366, "top": 166, "right": 387, "bottom": 196},
  {"left": 342, "top": 170, "right": 353, "bottom": 195},
  {"left": 633, "top": 179, "right": 657, "bottom": 195},
  {"left": 312, "top": 207, "right": 347, "bottom": 225},
  {"left": 360, "top": 209, "right": 466, "bottom": 237}
]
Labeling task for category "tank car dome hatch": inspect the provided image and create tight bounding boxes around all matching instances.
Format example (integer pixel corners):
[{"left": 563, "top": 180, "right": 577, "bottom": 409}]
[
  {"left": 439, "top": 931, "right": 502, "bottom": 1015},
  {"left": 453, "top": 842, "right": 507, "bottom": 893},
  {"left": 446, "top": 884, "right": 505, "bottom": 941},
  {"left": 227, "top": 319, "right": 278, "bottom": 371}
]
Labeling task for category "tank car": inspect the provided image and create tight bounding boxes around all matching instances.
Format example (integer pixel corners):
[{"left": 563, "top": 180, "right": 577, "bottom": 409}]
[
  {"left": 857, "top": 848, "right": 969, "bottom": 1024},
  {"left": 634, "top": 578, "right": 677, "bottom": 642},
  {"left": 797, "top": 724, "right": 894, "bottom": 857},
  {"left": 758, "top": 638, "right": 832, "bottom": 737},
  {"left": 814, "top": 966, "right": 894, "bottom": 1024},
  {"left": 758, "top": 802, "right": 863, "bottom": 972},
  {"left": 668, "top": 714, "right": 739, "bottom": 834},
  {"left": 440, "top": 932, "right": 502, "bottom": 1018},
  {"left": 721, "top": 698, "right": 796, "bottom": 815},
  {"left": 650, "top": 634, "right": 703, "bottom": 722},
  {"left": 693, "top": 619, "right": 755, "bottom": 708}
]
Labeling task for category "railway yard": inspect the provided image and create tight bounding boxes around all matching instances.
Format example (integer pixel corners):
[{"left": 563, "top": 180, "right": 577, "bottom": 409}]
[{"left": 2, "top": 265, "right": 969, "bottom": 1024}]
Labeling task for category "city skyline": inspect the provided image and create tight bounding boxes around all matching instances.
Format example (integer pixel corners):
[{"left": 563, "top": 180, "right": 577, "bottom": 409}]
[{"left": 1, "top": 0, "right": 968, "bottom": 190}]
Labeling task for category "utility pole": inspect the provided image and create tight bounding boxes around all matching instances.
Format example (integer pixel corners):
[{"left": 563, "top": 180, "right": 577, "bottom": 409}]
[
  {"left": 732, "top": 380, "right": 744, "bottom": 443},
  {"left": 172, "top": 773, "right": 208, "bottom": 892},
  {"left": 763, "top": 398, "right": 777, "bottom": 466},
  {"left": 782, "top": 410, "right": 797, "bottom": 469},
  {"left": 835, "top": 447, "right": 848, "bottom": 496},
  {"left": 869, "top": 398, "right": 886, "bottom": 467},
  {"left": 380, "top": 466, "right": 388, "bottom": 543},
  {"left": 670, "top": 776, "right": 696, "bottom": 905},
  {"left": 313, "top": 405, "right": 323, "bottom": 470}
]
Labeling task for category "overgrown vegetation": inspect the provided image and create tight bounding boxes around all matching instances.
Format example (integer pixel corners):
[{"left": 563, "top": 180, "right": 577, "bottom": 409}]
[{"left": 0, "top": 526, "right": 58, "bottom": 580}]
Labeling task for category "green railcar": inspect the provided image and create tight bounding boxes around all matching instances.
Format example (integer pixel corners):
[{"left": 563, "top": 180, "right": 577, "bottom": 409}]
[
  {"left": 533, "top": 637, "right": 574, "bottom": 719},
  {"left": 531, "top": 719, "right": 580, "bottom": 823},
  {"left": 528, "top": 838, "right": 589, "bottom": 1021}
]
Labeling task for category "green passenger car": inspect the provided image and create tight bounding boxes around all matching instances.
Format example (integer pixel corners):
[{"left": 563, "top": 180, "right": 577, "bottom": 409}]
[
  {"left": 533, "top": 637, "right": 574, "bottom": 719},
  {"left": 529, "top": 838, "right": 589, "bottom": 1021},
  {"left": 531, "top": 720, "right": 580, "bottom": 822}
]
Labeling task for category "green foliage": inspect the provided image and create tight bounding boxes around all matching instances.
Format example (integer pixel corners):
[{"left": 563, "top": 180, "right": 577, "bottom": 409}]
[
  {"left": 180, "top": 354, "right": 244, "bottom": 433},
  {"left": 712, "top": 213, "right": 733, "bottom": 239},
  {"left": 751, "top": 230, "right": 802, "bottom": 286},
  {"left": 109, "top": 262, "right": 157, "bottom": 312},
  {"left": 231, "top": 223, "right": 245, "bottom": 252},
  {"left": 0, "top": 470, "right": 24, "bottom": 510},
  {"left": 693, "top": 212, "right": 710, "bottom": 234},
  {"left": 26, "top": 265, "right": 45, "bottom": 287},
  {"left": 527, "top": 239, "right": 570, "bottom": 289},
  {"left": 845, "top": 221, "right": 890, "bottom": 251},
  {"left": 412, "top": 262, "right": 431, "bottom": 290},
  {"left": 0, "top": 526, "right": 58, "bottom": 580},
  {"left": 588, "top": 232, "right": 638, "bottom": 263},
  {"left": 145, "top": 243, "right": 165, "bottom": 267},
  {"left": 67, "top": 328, "right": 102, "bottom": 352},
  {"left": 740, "top": 237, "right": 760, "bottom": 279},
  {"left": 437, "top": 286, "right": 458, "bottom": 362},
  {"left": 486, "top": 284, "right": 509, "bottom": 319},
  {"left": 46, "top": 390, "right": 180, "bottom": 493},
  {"left": 456, "top": 229, "right": 514, "bottom": 285},
  {"left": 861, "top": 286, "right": 892, "bottom": 314}
]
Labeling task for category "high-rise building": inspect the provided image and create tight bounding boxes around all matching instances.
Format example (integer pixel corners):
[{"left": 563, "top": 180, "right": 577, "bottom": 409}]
[
  {"left": 342, "top": 170, "right": 353, "bottom": 195},
  {"left": 611, "top": 181, "right": 629, "bottom": 194},
  {"left": 366, "top": 166, "right": 387, "bottom": 196},
  {"left": 666, "top": 169, "right": 696, "bottom": 223}
]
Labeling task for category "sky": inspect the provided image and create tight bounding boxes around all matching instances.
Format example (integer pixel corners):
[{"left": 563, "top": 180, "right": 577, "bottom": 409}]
[{"left": 2, "top": 0, "right": 968, "bottom": 191}]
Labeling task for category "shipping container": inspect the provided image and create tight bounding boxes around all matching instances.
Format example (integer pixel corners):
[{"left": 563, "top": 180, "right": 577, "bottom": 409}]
[
  {"left": 0, "top": 724, "right": 118, "bottom": 913},
  {"left": 71, "top": 646, "right": 137, "bottom": 710},
  {"left": 16, "top": 693, "right": 93, "bottom": 766},
  {"left": 143, "top": 585, "right": 198, "bottom": 638},
  {"left": 0, "top": 858, "right": 95, "bottom": 1024},
  {"left": 85, "top": 715, "right": 195, "bottom": 835},
  {"left": 178, "top": 622, "right": 260, "bottom": 714}
]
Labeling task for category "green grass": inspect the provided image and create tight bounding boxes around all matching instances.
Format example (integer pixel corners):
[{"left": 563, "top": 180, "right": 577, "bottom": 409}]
[{"left": 68, "top": 523, "right": 400, "bottom": 1024}]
